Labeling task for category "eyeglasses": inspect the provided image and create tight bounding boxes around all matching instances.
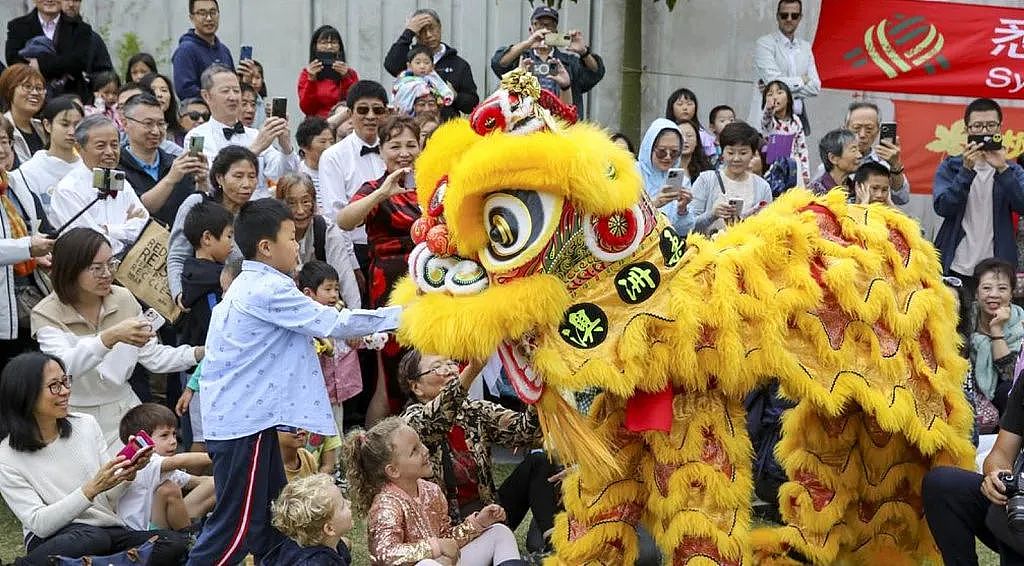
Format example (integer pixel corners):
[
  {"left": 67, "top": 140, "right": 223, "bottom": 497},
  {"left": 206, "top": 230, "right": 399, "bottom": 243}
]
[
  {"left": 18, "top": 83, "right": 45, "bottom": 95},
  {"left": 653, "top": 148, "right": 681, "bottom": 159},
  {"left": 967, "top": 121, "right": 1001, "bottom": 134},
  {"left": 192, "top": 8, "right": 219, "bottom": 19},
  {"left": 353, "top": 105, "right": 388, "bottom": 116},
  {"left": 181, "top": 110, "right": 210, "bottom": 121},
  {"left": 86, "top": 259, "right": 121, "bottom": 277},
  {"left": 125, "top": 117, "right": 168, "bottom": 131},
  {"left": 778, "top": 12, "right": 801, "bottom": 20},
  {"left": 47, "top": 375, "right": 72, "bottom": 395},
  {"left": 412, "top": 360, "right": 460, "bottom": 379}
]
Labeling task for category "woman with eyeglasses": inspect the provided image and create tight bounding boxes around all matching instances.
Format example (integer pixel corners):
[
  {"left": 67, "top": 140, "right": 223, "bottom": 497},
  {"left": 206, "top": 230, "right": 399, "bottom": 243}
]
[
  {"left": 139, "top": 72, "right": 185, "bottom": 156},
  {"left": 0, "top": 352, "right": 190, "bottom": 565},
  {"left": 338, "top": 115, "right": 422, "bottom": 423},
  {"left": 30, "top": 228, "right": 203, "bottom": 447},
  {"left": 0, "top": 115, "right": 54, "bottom": 373},
  {"left": 299, "top": 25, "right": 360, "bottom": 119},
  {"left": 397, "top": 350, "right": 556, "bottom": 555},
  {"left": 0, "top": 64, "right": 49, "bottom": 167},
  {"left": 638, "top": 118, "right": 695, "bottom": 236},
  {"left": 9, "top": 95, "right": 84, "bottom": 223}
]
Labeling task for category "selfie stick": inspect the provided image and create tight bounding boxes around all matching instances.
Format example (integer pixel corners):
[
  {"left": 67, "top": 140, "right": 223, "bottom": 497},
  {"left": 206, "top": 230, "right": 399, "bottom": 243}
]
[{"left": 51, "top": 190, "right": 112, "bottom": 237}]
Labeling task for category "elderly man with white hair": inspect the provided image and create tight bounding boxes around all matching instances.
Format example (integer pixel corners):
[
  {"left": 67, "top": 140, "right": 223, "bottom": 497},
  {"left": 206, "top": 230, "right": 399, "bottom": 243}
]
[{"left": 50, "top": 114, "right": 149, "bottom": 255}]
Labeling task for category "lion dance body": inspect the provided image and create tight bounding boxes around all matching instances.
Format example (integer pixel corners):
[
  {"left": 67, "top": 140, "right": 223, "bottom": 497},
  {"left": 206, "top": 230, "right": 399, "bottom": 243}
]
[{"left": 392, "top": 72, "right": 975, "bottom": 565}]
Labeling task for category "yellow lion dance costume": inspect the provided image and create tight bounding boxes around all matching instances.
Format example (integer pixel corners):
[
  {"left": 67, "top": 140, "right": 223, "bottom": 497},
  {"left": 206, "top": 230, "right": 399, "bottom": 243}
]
[{"left": 392, "top": 72, "right": 975, "bottom": 565}]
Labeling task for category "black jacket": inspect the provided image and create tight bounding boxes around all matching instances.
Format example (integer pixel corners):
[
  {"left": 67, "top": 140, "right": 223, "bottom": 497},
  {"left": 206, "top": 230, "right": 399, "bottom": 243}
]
[
  {"left": 119, "top": 147, "right": 196, "bottom": 227},
  {"left": 262, "top": 539, "right": 351, "bottom": 566},
  {"left": 5, "top": 9, "right": 95, "bottom": 98},
  {"left": 490, "top": 46, "right": 605, "bottom": 112},
  {"left": 384, "top": 30, "right": 479, "bottom": 122},
  {"left": 176, "top": 256, "right": 222, "bottom": 346}
]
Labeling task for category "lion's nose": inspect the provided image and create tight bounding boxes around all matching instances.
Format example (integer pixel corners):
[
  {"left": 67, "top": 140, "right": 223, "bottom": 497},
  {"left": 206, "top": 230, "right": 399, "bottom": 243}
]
[{"left": 408, "top": 243, "right": 489, "bottom": 296}]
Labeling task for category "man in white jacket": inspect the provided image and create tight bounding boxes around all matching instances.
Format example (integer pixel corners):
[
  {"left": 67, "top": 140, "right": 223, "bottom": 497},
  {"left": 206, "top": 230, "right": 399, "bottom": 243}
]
[
  {"left": 50, "top": 115, "right": 149, "bottom": 255},
  {"left": 748, "top": 0, "right": 821, "bottom": 133}
]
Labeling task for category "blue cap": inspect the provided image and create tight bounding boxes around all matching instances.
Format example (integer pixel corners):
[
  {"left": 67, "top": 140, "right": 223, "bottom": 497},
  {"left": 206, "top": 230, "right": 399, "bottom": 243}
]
[{"left": 531, "top": 5, "right": 559, "bottom": 23}]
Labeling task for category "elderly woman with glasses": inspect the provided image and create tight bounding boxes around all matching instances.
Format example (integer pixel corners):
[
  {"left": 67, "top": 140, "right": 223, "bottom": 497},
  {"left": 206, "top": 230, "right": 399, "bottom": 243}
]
[
  {"left": 397, "top": 351, "right": 559, "bottom": 554},
  {"left": 0, "top": 352, "right": 189, "bottom": 565},
  {"left": 30, "top": 228, "right": 203, "bottom": 448}
]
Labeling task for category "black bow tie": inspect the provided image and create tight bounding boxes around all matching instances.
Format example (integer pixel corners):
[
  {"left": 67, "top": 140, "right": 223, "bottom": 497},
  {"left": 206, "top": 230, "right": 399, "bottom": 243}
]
[
  {"left": 360, "top": 145, "right": 380, "bottom": 156},
  {"left": 222, "top": 122, "right": 245, "bottom": 139}
]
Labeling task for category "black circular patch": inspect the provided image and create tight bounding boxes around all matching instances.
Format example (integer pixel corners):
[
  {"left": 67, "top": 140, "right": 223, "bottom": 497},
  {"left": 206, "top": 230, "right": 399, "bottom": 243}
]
[
  {"left": 614, "top": 261, "right": 661, "bottom": 304},
  {"left": 559, "top": 303, "right": 609, "bottom": 349},
  {"left": 659, "top": 226, "right": 686, "bottom": 268}
]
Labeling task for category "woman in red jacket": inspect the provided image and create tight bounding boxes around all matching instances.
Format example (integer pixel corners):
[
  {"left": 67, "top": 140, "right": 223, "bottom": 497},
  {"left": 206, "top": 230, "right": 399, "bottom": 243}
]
[{"left": 298, "top": 25, "right": 360, "bottom": 118}]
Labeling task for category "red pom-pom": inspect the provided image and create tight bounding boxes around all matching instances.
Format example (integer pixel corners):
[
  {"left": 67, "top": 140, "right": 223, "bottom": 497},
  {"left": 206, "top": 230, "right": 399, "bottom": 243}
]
[
  {"left": 469, "top": 101, "right": 507, "bottom": 136},
  {"left": 426, "top": 224, "right": 456, "bottom": 257},
  {"left": 594, "top": 210, "right": 638, "bottom": 249},
  {"left": 410, "top": 216, "right": 437, "bottom": 244}
]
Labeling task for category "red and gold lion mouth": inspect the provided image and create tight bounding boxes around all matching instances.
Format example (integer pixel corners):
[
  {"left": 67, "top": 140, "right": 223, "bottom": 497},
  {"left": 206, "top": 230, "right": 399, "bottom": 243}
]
[{"left": 497, "top": 333, "right": 543, "bottom": 404}]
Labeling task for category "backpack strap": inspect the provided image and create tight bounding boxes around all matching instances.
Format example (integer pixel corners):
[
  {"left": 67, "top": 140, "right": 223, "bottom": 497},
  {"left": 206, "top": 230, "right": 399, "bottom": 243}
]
[
  {"left": 714, "top": 169, "right": 726, "bottom": 195},
  {"left": 313, "top": 215, "right": 327, "bottom": 262}
]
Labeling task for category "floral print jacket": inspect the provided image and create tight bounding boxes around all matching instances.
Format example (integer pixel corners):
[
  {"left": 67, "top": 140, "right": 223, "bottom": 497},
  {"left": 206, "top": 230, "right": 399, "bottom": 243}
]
[{"left": 401, "top": 380, "right": 543, "bottom": 519}]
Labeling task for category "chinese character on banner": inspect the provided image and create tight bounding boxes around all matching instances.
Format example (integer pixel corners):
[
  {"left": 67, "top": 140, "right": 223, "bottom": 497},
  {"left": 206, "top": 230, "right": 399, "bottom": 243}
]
[{"left": 992, "top": 19, "right": 1024, "bottom": 59}]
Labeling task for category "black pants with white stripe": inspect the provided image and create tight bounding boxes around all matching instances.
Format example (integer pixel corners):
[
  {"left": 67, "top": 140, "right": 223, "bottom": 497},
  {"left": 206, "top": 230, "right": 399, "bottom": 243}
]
[{"left": 186, "top": 428, "right": 287, "bottom": 566}]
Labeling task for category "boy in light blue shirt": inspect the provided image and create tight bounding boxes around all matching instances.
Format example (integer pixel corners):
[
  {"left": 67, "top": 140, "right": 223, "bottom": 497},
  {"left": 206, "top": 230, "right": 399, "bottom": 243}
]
[{"left": 186, "top": 199, "right": 400, "bottom": 565}]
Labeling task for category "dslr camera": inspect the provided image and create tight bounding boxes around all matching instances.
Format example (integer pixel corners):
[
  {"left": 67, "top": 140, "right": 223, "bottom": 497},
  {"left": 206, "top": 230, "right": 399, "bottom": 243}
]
[
  {"left": 91, "top": 167, "right": 126, "bottom": 198},
  {"left": 998, "top": 454, "right": 1024, "bottom": 533}
]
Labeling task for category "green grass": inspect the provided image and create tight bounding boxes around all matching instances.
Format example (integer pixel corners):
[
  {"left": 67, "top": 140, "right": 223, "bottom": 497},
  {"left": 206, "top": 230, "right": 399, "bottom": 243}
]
[
  {"left": 0, "top": 464, "right": 532, "bottom": 564},
  {"left": 0, "top": 467, "right": 1001, "bottom": 564}
]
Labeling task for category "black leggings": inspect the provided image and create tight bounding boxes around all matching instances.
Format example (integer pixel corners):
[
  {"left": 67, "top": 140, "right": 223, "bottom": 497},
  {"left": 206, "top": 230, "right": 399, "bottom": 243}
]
[
  {"left": 19, "top": 523, "right": 188, "bottom": 566},
  {"left": 497, "top": 450, "right": 561, "bottom": 535}
]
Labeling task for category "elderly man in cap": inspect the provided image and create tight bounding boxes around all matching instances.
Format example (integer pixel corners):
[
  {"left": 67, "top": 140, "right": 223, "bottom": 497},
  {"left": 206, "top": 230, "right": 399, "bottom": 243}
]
[{"left": 490, "top": 5, "right": 605, "bottom": 113}]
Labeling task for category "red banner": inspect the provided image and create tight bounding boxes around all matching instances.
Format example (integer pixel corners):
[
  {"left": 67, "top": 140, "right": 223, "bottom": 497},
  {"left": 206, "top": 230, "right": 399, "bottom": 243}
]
[
  {"left": 894, "top": 99, "right": 1024, "bottom": 194},
  {"left": 814, "top": 0, "right": 1024, "bottom": 99}
]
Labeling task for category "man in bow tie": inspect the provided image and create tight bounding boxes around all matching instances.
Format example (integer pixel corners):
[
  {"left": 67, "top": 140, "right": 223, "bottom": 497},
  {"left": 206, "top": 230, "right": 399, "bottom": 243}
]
[
  {"left": 318, "top": 80, "right": 388, "bottom": 277},
  {"left": 182, "top": 63, "right": 298, "bottom": 199}
]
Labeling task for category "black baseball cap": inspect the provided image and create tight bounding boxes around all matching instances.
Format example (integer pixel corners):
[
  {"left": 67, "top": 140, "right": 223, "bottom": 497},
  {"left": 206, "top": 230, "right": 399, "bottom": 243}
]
[{"left": 531, "top": 5, "right": 559, "bottom": 23}]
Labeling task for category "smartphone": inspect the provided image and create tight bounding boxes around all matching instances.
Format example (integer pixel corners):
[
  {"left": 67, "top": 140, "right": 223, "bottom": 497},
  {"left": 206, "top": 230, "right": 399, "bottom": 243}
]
[
  {"left": 666, "top": 168, "right": 686, "bottom": 189},
  {"left": 315, "top": 51, "right": 335, "bottom": 67},
  {"left": 879, "top": 122, "right": 897, "bottom": 145},
  {"left": 188, "top": 136, "right": 204, "bottom": 158},
  {"left": 271, "top": 97, "right": 287, "bottom": 119},
  {"left": 116, "top": 430, "right": 154, "bottom": 464},
  {"left": 240, "top": 45, "right": 253, "bottom": 61},
  {"left": 404, "top": 171, "right": 417, "bottom": 189},
  {"left": 968, "top": 133, "right": 1003, "bottom": 151},
  {"left": 543, "top": 32, "right": 572, "bottom": 48},
  {"left": 140, "top": 308, "right": 165, "bottom": 332},
  {"left": 91, "top": 168, "right": 125, "bottom": 196},
  {"left": 728, "top": 198, "right": 744, "bottom": 218}
]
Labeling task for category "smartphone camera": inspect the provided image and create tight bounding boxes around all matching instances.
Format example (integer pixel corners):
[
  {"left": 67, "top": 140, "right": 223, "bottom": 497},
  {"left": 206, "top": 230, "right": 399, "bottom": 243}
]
[
  {"left": 188, "top": 136, "right": 205, "bottom": 158},
  {"left": 271, "top": 97, "right": 287, "bottom": 119},
  {"left": 92, "top": 168, "right": 125, "bottom": 197}
]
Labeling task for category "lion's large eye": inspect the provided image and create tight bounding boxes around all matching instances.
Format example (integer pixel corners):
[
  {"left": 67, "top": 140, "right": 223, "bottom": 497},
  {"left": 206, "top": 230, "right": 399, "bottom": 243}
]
[{"left": 481, "top": 190, "right": 561, "bottom": 272}]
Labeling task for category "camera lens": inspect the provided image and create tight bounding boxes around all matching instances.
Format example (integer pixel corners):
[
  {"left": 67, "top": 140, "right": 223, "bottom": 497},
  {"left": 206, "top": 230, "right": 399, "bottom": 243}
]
[{"left": 535, "top": 63, "right": 549, "bottom": 76}]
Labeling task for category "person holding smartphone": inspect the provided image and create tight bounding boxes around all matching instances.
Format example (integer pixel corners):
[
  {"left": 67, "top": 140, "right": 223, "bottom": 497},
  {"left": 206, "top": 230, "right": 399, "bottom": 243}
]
[
  {"left": 490, "top": 5, "right": 605, "bottom": 113},
  {"left": 298, "top": 25, "right": 360, "bottom": 119},
  {"left": 638, "top": 118, "right": 696, "bottom": 236},
  {"left": 0, "top": 352, "right": 191, "bottom": 565},
  {"left": 337, "top": 115, "right": 422, "bottom": 424},
  {"left": 934, "top": 98, "right": 1024, "bottom": 282}
]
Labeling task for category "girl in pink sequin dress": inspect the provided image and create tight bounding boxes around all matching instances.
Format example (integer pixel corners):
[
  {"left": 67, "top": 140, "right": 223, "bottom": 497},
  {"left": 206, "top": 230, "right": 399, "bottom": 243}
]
[{"left": 344, "top": 417, "right": 524, "bottom": 566}]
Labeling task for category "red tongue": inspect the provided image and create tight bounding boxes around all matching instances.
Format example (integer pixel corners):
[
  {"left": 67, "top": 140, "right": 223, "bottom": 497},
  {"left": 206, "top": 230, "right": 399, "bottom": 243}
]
[{"left": 624, "top": 385, "right": 674, "bottom": 433}]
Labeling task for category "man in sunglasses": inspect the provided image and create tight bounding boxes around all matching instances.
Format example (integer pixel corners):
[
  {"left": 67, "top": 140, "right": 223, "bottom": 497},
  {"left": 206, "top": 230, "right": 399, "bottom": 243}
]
[
  {"left": 318, "top": 80, "right": 388, "bottom": 281},
  {"left": 747, "top": 0, "right": 820, "bottom": 134},
  {"left": 176, "top": 97, "right": 210, "bottom": 137}
]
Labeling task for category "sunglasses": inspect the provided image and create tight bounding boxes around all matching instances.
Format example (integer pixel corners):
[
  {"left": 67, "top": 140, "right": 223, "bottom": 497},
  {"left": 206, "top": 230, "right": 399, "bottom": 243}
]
[
  {"left": 181, "top": 111, "right": 210, "bottom": 121},
  {"left": 653, "top": 148, "right": 681, "bottom": 159},
  {"left": 778, "top": 12, "right": 801, "bottom": 20},
  {"left": 354, "top": 105, "right": 388, "bottom": 116}
]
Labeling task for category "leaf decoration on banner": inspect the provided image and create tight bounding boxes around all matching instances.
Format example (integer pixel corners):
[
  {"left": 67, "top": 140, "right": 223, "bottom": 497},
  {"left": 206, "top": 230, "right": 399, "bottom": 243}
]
[{"left": 925, "top": 120, "right": 965, "bottom": 157}]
